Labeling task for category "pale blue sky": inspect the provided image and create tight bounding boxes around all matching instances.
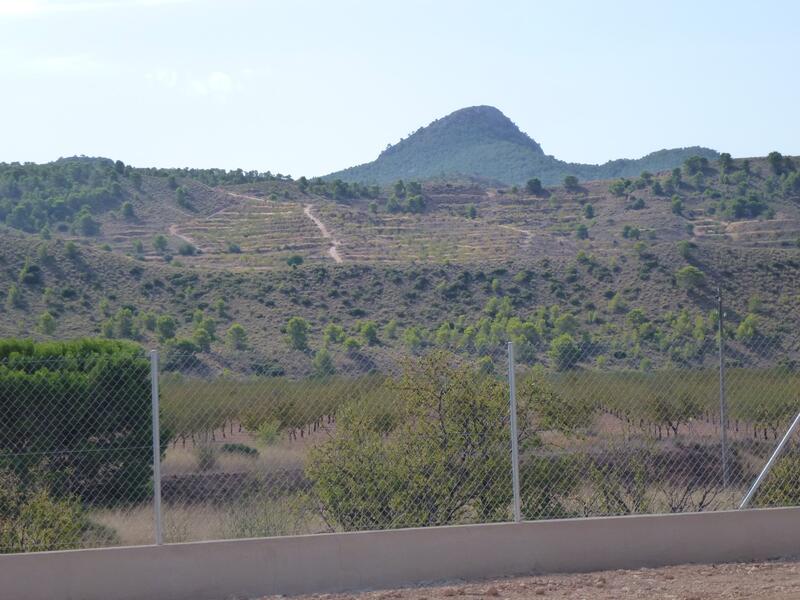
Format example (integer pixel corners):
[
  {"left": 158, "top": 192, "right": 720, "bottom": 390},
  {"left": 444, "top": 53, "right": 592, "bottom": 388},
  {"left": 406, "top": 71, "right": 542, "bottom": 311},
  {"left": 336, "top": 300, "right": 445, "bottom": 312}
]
[{"left": 1, "top": 0, "right": 798, "bottom": 177}]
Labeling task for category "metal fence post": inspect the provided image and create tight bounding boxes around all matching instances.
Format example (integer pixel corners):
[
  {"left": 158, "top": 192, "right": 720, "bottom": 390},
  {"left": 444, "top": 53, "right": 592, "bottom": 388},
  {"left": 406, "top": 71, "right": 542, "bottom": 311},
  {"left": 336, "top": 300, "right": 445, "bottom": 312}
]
[
  {"left": 150, "top": 349, "right": 164, "bottom": 545},
  {"left": 507, "top": 342, "right": 522, "bottom": 523},
  {"left": 717, "top": 288, "right": 729, "bottom": 489},
  {"left": 740, "top": 410, "right": 800, "bottom": 509}
]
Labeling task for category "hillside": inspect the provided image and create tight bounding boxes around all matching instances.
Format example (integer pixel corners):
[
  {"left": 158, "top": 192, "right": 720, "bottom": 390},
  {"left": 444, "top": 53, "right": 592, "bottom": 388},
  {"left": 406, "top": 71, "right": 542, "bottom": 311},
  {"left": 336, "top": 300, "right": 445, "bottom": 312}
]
[
  {"left": 324, "top": 106, "right": 720, "bottom": 185},
  {"left": 1, "top": 151, "right": 799, "bottom": 375}
]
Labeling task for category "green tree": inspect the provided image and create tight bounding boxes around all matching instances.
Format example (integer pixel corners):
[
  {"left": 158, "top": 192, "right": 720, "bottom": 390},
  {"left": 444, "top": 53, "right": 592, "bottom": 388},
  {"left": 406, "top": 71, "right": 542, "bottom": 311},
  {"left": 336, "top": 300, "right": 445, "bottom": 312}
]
[
  {"left": 675, "top": 265, "right": 706, "bottom": 290},
  {"left": 226, "top": 323, "right": 248, "bottom": 350},
  {"left": 177, "top": 242, "right": 196, "bottom": 256},
  {"left": 5, "top": 285, "right": 21, "bottom": 310},
  {"left": 575, "top": 224, "right": 589, "bottom": 239},
  {"left": 286, "top": 255, "right": 304, "bottom": 268},
  {"left": 307, "top": 352, "right": 516, "bottom": 530},
  {"left": 307, "top": 352, "right": 592, "bottom": 531},
  {"left": 285, "top": 317, "right": 309, "bottom": 350},
  {"left": 548, "top": 334, "right": 579, "bottom": 370},
  {"left": 768, "top": 151, "right": 786, "bottom": 175},
  {"left": 155, "top": 315, "right": 177, "bottom": 342},
  {"left": 583, "top": 203, "right": 594, "bottom": 218},
  {"left": 671, "top": 196, "right": 684, "bottom": 215},
  {"left": 718, "top": 152, "right": 734, "bottom": 173},
  {"left": 360, "top": 321, "right": 379, "bottom": 345},
  {"left": 153, "top": 235, "right": 168, "bottom": 253},
  {"left": 213, "top": 298, "right": 227, "bottom": 318},
  {"left": 563, "top": 175, "right": 579, "bottom": 191},
  {"left": 111, "top": 308, "right": 137, "bottom": 339},
  {"left": 384, "top": 319, "right": 399, "bottom": 339},
  {"left": 37, "top": 311, "right": 56, "bottom": 335},
  {"left": 736, "top": 313, "right": 758, "bottom": 342},
  {"left": 175, "top": 186, "right": 191, "bottom": 208},
  {"left": 64, "top": 241, "right": 79, "bottom": 259},
  {"left": 312, "top": 348, "right": 335, "bottom": 377},
  {"left": 75, "top": 208, "right": 100, "bottom": 236},
  {"left": 343, "top": 336, "right": 361, "bottom": 355},
  {"left": 323, "top": 323, "right": 345, "bottom": 346},
  {"left": 121, "top": 201, "right": 135, "bottom": 219},
  {"left": 525, "top": 178, "right": 543, "bottom": 195}
]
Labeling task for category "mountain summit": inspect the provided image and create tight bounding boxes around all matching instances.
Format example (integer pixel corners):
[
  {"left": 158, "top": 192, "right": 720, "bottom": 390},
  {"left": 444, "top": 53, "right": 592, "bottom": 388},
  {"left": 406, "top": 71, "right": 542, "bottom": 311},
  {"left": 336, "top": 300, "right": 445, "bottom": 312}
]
[{"left": 325, "top": 106, "right": 718, "bottom": 185}]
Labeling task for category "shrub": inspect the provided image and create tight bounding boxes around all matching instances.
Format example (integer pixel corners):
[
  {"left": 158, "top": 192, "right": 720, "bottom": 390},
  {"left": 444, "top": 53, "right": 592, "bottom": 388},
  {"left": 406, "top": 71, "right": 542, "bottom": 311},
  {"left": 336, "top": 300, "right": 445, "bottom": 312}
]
[
  {"left": 563, "top": 175, "right": 579, "bottom": 191},
  {"left": 575, "top": 224, "right": 588, "bottom": 239},
  {"left": 0, "top": 468, "right": 90, "bottom": 553},
  {"left": 754, "top": 455, "right": 800, "bottom": 507},
  {"left": 227, "top": 242, "right": 241, "bottom": 253},
  {"left": 221, "top": 443, "right": 259, "bottom": 457}
]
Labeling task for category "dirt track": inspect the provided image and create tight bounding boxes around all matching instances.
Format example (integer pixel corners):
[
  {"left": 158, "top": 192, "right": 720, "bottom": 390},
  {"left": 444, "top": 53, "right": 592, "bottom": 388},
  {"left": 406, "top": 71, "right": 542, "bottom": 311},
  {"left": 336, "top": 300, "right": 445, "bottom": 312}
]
[
  {"left": 304, "top": 204, "right": 343, "bottom": 263},
  {"left": 258, "top": 559, "right": 800, "bottom": 599}
]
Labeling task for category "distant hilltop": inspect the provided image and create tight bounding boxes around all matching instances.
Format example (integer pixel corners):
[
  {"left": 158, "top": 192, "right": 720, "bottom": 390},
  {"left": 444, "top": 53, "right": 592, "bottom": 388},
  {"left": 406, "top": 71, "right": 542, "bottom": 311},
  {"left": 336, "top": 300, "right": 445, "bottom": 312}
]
[{"left": 324, "top": 105, "right": 719, "bottom": 186}]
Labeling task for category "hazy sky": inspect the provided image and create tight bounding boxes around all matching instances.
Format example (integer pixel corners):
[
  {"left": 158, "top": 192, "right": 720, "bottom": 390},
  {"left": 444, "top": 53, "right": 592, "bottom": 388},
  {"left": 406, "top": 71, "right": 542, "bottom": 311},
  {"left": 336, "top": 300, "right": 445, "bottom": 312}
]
[{"left": 2, "top": 0, "right": 799, "bottom": 177}]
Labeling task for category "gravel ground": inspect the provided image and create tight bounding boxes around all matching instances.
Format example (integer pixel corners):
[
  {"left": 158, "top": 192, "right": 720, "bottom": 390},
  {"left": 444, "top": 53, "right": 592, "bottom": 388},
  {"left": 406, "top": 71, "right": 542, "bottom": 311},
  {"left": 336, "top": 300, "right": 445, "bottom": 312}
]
[{"left": 259, "top": 559, "right": 800, "bottom": 600}]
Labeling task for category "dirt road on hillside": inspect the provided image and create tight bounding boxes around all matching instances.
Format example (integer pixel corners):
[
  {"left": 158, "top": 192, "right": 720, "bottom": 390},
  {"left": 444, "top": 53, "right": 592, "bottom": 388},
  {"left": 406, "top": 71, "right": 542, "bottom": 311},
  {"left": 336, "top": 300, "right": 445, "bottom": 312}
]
[{"left": 304, "top": 203, "right": 343, "bottom": 263}]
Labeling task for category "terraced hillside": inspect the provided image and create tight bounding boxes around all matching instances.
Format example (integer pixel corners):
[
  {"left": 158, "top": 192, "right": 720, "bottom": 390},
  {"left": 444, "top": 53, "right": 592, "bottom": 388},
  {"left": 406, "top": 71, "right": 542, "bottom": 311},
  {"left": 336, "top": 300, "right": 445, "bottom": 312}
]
[{"left": 1, "top": 152, "right": 799, "bottom": 375}]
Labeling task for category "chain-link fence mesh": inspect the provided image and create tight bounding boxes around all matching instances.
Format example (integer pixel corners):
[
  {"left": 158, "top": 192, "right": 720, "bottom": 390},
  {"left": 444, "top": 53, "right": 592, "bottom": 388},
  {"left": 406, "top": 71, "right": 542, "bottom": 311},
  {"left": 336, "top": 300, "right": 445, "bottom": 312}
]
[
  {"left": 157, "top": 345, "right": 513, "bottom": 542},
  {"left": 3, "top": 331, "right": 800, "bottom": 554},
  {"left": 0, "top": 348, "right": 154, "bottom": 553}
]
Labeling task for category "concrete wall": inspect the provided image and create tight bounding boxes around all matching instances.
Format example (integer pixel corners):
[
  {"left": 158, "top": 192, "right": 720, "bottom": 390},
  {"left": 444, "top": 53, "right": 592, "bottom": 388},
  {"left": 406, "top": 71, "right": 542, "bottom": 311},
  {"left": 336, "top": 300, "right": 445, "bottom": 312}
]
[{"left": 3, "top": 508, "right": 800, "bottom": 600}]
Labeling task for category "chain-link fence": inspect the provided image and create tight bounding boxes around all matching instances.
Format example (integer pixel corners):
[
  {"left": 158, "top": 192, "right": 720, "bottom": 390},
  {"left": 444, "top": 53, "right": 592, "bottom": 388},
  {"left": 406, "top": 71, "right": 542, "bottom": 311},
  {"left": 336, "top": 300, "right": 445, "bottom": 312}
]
[{"left": 3, "top": 330, "right": 800, "bottom": 554}]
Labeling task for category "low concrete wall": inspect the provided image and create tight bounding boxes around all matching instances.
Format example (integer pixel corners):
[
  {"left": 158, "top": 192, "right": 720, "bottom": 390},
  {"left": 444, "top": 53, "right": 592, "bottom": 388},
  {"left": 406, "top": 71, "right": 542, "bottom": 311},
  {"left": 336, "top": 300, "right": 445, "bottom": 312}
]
[{"left": 3, "top": 508, "right": 800, "bottom": 600}]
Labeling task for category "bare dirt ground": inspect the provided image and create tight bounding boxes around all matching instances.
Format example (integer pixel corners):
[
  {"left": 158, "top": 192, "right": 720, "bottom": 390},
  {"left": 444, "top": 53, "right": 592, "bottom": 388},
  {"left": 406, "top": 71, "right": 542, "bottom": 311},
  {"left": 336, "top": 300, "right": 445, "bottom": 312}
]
[
  {"left": 304, "top": 203, "right": 343, "bottom": 263},
  {"left": 258, "top": 559, "right": 800, "bottom": 600}
]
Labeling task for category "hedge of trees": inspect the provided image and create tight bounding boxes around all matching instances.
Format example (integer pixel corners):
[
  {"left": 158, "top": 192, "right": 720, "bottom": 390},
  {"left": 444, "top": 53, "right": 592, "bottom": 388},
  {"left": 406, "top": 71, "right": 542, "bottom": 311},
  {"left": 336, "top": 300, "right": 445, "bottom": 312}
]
[{"left": 0, "top": 339, "right": 156, "bottom": 505}]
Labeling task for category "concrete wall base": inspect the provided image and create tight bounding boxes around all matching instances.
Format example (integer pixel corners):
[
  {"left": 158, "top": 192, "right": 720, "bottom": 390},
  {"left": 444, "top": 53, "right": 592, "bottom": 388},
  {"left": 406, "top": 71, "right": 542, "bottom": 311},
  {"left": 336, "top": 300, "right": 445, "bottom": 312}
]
[{"left": 2, "top": 508, "right": 800, "bottom": 600}]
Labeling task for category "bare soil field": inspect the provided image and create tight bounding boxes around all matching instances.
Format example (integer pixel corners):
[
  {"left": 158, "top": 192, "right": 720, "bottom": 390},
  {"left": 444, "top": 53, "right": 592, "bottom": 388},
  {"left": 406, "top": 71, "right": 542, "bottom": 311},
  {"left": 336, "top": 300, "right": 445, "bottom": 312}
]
[{"left": 258, "top": 559, "right": 800, "bottom": 600}]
